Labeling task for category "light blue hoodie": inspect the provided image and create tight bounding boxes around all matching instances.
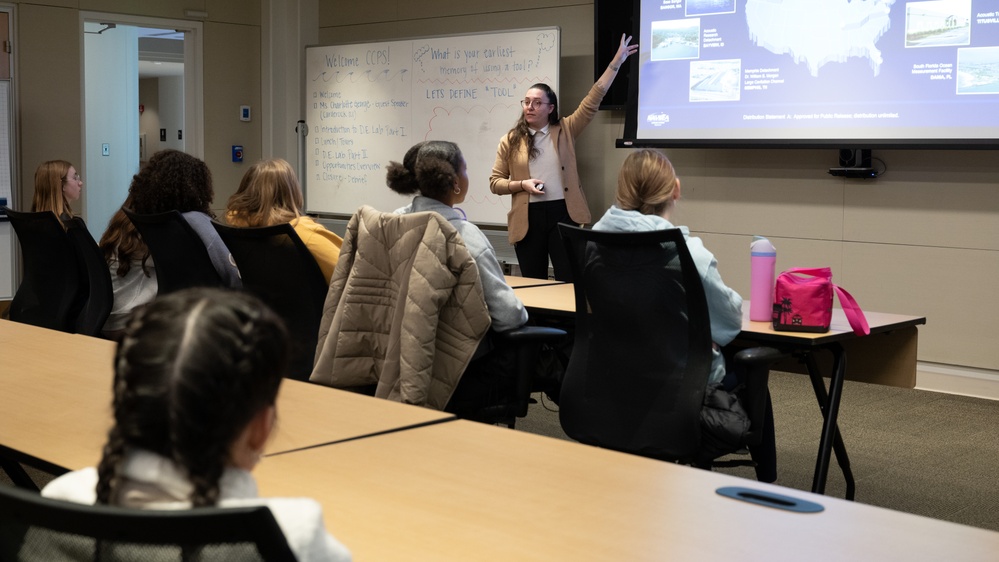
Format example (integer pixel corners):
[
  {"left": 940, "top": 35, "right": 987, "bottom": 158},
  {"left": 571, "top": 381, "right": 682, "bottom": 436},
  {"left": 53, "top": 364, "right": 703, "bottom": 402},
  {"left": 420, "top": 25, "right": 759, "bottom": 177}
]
[
  {"left": 593, "top": 205, "right": 743, "bottom": 385},
  {"left": 396, "top": 196, "right": 528, "bottom": 332}
]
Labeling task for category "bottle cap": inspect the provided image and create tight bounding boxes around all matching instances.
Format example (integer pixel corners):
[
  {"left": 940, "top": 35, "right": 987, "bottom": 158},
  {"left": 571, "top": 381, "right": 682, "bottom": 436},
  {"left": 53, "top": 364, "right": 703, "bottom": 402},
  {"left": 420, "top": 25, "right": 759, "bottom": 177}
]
[{"left": 750, "top": 235, "right": 776, "bottom": 257}]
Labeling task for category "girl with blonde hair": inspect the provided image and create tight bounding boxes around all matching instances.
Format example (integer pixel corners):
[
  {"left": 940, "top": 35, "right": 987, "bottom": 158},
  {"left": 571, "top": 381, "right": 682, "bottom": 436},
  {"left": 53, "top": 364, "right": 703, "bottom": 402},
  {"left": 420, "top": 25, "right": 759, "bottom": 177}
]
[
  {"left": 593, "top": 149, "right": 743, "bottom": 387},
  {"left": 227, "top": 158, "right": 342, "bottom": 283},
  {"left": 32, "top": 160, "right": 82, "bottom": 223}
]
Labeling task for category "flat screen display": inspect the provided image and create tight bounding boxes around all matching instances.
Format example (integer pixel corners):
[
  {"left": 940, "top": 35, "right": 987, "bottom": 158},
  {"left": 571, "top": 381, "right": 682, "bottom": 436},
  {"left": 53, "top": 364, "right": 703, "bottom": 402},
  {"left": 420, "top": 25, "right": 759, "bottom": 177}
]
[{"left": 620, "top": 0, "right": 999, "bottom": 148}]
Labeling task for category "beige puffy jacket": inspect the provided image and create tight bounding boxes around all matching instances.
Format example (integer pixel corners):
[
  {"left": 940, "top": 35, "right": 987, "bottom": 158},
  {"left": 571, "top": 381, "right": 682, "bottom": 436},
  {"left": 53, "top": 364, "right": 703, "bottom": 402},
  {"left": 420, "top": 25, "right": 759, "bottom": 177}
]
[{"left": 310, "top": 206, "right": 491, "bottom": 409}]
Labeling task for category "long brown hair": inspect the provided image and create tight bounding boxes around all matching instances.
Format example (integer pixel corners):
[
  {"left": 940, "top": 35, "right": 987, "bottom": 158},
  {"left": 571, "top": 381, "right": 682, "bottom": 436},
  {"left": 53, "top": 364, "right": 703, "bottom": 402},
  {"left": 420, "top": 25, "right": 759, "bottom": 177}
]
[
  {"left": 506, "top": 83, "right": 560, "bottom": 161},
  {"left": 99, "top": 194, "right": 150, "bottom": 278},
  {"left": 226, "top": 159, "right": 303, "bottom": 227}
]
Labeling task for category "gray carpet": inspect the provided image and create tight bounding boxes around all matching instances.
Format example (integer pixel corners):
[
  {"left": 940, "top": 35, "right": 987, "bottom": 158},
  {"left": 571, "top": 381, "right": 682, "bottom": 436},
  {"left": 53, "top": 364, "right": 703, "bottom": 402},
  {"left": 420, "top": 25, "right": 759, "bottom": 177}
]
[{"left": 517, "top": 371, "right": 999, "bottom": 532}]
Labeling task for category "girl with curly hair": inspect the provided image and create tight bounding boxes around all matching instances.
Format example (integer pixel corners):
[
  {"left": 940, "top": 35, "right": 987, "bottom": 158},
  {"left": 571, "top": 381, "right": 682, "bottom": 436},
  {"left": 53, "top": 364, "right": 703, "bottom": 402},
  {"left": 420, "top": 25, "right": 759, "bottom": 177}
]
[{"left": 98, "top": 149, "right": 240, "bottom": 337}]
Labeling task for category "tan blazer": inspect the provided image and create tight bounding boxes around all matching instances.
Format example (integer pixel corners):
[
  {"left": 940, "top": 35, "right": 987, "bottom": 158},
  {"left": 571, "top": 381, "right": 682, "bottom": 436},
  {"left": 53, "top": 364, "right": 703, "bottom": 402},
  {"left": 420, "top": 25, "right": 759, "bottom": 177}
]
[
  {"left": 489, "top": 82, "right": 608, "bottom": 244},
  {"left": 310, "top": 206, "right": 491, "bottom": 409}
]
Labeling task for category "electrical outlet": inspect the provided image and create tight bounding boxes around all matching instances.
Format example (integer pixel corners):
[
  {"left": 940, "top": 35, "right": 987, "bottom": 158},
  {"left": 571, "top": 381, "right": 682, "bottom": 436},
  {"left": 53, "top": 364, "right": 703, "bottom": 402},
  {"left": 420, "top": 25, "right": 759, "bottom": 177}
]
[{"left": 102, "top": 143, "right": 110, "bottom": 156}]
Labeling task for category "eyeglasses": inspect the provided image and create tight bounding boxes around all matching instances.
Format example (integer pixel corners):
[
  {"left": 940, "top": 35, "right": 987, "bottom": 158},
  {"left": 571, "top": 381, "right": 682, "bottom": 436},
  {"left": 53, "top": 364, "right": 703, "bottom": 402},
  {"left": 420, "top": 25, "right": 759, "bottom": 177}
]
[
  {"left": 521, "top": 99, "right": 552, "bottom": 109},
  {"left": 62, "top": 174, "right": 81, "bottom": 182}
]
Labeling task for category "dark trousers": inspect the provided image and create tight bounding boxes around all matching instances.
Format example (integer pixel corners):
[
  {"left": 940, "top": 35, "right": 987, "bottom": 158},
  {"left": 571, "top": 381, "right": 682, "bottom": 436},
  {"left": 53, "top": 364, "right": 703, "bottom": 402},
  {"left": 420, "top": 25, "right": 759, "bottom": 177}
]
[{"left": 514, "top": 199, "right": 573, "bottom": 281}]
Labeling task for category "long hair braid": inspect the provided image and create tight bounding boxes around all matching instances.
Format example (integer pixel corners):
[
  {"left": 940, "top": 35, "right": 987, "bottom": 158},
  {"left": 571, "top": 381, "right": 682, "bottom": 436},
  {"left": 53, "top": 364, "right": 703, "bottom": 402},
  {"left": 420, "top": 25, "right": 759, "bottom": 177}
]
[{"left": 95, "top": 314, "right": 153, "bottom": 505}]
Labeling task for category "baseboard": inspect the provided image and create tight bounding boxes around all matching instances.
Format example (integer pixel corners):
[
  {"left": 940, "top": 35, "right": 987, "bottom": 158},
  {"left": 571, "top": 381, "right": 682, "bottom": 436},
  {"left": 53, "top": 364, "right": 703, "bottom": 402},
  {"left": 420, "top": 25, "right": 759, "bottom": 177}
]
[{"left": 915, "top": 362, "right": 999, "bottom": 401}]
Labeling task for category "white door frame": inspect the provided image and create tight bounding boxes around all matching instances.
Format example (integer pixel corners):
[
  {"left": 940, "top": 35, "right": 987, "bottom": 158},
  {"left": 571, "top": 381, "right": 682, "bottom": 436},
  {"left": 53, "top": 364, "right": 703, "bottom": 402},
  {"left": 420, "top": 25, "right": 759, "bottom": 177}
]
[{"left": 80, "top": 11, "right": 204, "bottom": 159}]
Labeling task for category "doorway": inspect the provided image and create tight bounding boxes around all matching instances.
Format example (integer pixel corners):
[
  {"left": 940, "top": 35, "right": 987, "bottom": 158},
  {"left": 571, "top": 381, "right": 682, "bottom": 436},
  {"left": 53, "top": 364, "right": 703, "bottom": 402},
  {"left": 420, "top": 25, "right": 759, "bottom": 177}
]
[{"left": 81, "top": 13, "right": 203, "bottom": 240}]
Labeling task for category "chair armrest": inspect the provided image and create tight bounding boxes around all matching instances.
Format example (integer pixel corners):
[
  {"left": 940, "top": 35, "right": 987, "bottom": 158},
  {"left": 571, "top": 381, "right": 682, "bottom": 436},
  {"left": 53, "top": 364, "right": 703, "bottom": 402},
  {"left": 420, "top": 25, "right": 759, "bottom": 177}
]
[
  {"left": 493, "top": 326, "right": 567, "bottom": 344},
  {"left": 733, "top": 346, "right": 786, "bottom": 368},
  {"left": 732, "top": 346, "right": 784, "bottom": 406}
]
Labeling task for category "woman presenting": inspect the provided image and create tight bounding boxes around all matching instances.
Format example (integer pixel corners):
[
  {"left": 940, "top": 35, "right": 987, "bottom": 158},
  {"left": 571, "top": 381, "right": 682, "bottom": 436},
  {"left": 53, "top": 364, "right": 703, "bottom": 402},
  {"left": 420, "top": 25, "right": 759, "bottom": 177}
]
[{"left": 489, "top": 34, "right": 637, "bottom": 281}]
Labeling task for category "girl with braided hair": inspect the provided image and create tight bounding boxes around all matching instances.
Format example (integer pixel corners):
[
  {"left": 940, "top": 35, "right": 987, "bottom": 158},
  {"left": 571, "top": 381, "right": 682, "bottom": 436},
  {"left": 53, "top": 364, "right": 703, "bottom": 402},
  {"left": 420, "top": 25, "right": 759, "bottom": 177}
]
[{"left": 41, "top": 288, "right": 351, "bottom": 561}]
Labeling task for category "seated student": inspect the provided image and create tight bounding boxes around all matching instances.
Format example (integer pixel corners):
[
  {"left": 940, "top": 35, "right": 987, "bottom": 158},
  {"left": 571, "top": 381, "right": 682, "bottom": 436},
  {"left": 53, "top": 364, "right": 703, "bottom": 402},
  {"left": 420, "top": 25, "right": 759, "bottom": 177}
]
[
  {"left": 388, "top": 140, "right": 527, "bottom": 332},
  {"left": 592, "top": 148, "right": 743, "bottom": 388},
  {"left": 226, "top": 158, "right": 343, "bottom": 283},
  {"left": 31, "top": 159, "right": 83, "bottom": 224},
  {"left": 129, "top": 149, "right": 240, "bottom": 288},
  {"left": 98, "top": 150, "right": 240, "bottom": 337},
  {"left": 387, "top": 140, "right": 528, "bottom": 414},
  {"left": 42, "top": 288, "right": 352, "bottom": 562}
]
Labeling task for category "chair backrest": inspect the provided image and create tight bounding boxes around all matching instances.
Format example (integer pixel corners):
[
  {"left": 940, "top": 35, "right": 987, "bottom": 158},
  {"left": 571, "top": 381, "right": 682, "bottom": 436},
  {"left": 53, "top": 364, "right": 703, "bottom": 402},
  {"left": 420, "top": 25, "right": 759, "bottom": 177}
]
[
  {"left": 4, "top": 206, "right": 82, "bottom": 332},
  {"left": 65, "top": 217, "right": 113, "bottom": 336},
  {"left": 213, "top": 221, "right": 328, "bottom": 381},
  {"left": 0, "top": 484, "right": 296, "bottom": 561},
  {"left": 123, "top": 208, "right": 223, "bottom": 295},
  {"left": 557, "top": 224, "right": 713, "bottom": 462}
]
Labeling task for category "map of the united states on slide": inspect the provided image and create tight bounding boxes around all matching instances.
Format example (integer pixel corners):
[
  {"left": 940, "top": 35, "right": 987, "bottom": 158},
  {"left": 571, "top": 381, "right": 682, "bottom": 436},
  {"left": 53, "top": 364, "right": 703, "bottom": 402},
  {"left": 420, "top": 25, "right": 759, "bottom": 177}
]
[{"left": 745, "top": 0, "right": 896, "bottom": 76}]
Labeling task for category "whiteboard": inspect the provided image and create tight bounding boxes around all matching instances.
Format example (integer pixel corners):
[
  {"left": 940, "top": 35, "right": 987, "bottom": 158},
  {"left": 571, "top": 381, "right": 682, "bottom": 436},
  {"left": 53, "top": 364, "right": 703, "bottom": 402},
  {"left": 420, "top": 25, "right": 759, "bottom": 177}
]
[{"left": 304, "top": 28, "right": 559, "bottom": 225}]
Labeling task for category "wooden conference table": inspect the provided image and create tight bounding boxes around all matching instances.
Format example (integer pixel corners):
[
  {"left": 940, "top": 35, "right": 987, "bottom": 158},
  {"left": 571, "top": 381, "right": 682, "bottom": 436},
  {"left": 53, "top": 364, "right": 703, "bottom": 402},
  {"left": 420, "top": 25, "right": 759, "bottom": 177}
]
[
  {"left": 7, "top": 321, "right": 999, "bottom": 560},
  {"left": 256, "top": 418, "right": 999, "bottom": 561},
  {"left": 0, "top": 319, "right": 453, "bottom": 478},
  {"left": 511, "top": 282, "right": 926, "bottom": 499}
]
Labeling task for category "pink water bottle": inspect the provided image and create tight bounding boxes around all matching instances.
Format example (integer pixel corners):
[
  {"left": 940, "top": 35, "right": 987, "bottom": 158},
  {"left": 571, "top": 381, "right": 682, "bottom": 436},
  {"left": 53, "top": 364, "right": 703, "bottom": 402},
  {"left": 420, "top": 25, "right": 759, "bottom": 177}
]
[{"left": 750, "top": 236, "right": 776, "bottom": 321}]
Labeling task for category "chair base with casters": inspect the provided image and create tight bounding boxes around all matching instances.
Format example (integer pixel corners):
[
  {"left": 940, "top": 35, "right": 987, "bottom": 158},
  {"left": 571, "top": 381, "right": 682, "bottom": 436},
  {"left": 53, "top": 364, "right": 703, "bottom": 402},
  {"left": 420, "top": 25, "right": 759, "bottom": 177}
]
[
  {"left": 557, "top": 223, "right": 782, "bottom": 482},
  {"left": 0, "top": 484, "right": 296, "bottom": 561}
]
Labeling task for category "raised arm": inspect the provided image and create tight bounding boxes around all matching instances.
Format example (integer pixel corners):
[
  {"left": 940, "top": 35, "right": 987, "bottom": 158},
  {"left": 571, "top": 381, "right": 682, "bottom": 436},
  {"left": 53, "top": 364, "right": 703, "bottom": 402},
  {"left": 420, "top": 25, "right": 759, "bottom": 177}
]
[{"left": 595, "top": 33, "right": 638, "bottom": 91}]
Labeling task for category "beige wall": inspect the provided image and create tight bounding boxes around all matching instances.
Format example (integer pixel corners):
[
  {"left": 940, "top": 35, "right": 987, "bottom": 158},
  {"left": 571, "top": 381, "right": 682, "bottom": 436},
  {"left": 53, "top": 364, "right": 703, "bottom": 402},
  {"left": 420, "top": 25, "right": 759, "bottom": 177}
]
[
  {"left": 10, "top": 0, "right": 998, "bottom": 377},
  {"left": 318, "top": 1, "right": 999, "bottom": 376},
  {"left": 15, "top": 0, "right": 261, "bottom": 217}
]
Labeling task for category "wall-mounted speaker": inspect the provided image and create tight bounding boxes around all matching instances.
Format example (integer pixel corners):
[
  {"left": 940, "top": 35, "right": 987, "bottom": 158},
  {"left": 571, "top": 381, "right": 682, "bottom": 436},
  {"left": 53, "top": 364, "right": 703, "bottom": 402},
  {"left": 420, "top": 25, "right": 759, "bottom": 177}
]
[{"left": 839, "top": 149, "right": 872, "bottom": 168}]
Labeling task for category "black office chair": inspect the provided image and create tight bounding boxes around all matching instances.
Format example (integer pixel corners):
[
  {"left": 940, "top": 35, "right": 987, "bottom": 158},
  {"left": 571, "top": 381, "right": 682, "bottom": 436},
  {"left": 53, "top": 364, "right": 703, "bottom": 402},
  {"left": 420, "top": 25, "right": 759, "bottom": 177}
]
[
  {"left": 557, "top": 224, "right": 780, "bottom": 480},
  {"left": 65, "top": 218, "right": 113, "bottom": 337},
  {"left": 0, "top": 484, "right": 296, "bottom": 561},
  {"left": 123, "top": 208, "right": 224, "bottom": 295},
  {"left": 213, "top": 222, "right": 329, "bottom": 381},
  {"left": 3, "top": 207, "right": 82, "bottom": 332}
]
